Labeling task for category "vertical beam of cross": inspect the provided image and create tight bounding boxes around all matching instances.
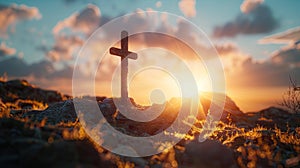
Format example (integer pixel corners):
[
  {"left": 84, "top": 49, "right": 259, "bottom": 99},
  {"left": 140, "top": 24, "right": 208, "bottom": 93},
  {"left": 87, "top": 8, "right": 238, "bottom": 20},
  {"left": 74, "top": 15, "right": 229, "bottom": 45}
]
[{"left": 109, "top": 31, "right": 138, "bottom": 100}]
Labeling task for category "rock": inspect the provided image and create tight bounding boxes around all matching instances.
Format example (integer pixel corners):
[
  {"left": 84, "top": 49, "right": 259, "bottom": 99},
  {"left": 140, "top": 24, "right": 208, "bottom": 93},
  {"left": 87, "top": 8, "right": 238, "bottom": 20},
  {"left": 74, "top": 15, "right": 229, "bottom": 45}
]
[
  {"left": 6, "top": 79, "right": 30, "bottom": 89},
  {"left": 251, "top": 107, "right": 300, "bottom": 130},
  {"left": 99, "top": 98, "right": 117, "bottom": 117},
  {"left": 124, "top": 157, "right": 148, "bottom": 167},
  {"left": 181, "top": 139, "right": 238, "bottom": 168},
  {"left": 259, "top": 107, "right": 290, "bottom": 120},
  {"left": 0, "top": 154, "right": 19, "bottom": 168},
  {"left": 0, "top": 79, "right": 67, "bottom": 106},
  {"left": 0, "top": 116, "right": 116, "bottom": 168},
  {"left": 0, "top": 100, "right": 6, "bottom": 113},
  {"left": 82, "top": 96, "right": 106, "bottom": 102},
  {"left": 200, "top": 92, "right": 244, "bottom": 121},
  {"left": 21, "top": 140, "right": 116, "bottom": 168},
  {"left": 23, "top": 100, "right": 77, "bottom": 125},
  {"left": 40, "top": 100, "right": 77, "bottom": 124}
]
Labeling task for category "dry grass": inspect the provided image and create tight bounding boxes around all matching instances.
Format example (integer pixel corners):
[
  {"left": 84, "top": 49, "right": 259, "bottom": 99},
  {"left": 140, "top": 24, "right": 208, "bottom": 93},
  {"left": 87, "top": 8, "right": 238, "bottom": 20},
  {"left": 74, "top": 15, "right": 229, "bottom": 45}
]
[
  {"left": 1, "top": 99, "right": 300, "bottom": 168},
  {"left": 184, "top": 117, "right": 300, "bottom": 168}
]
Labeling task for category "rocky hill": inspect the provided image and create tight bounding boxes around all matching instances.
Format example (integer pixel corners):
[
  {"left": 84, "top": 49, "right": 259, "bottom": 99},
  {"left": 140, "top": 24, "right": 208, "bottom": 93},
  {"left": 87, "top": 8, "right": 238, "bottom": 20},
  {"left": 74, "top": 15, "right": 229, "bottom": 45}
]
[
  {"left": 0, "top": 79, "right": 67, "bottom": 108},
  {"left": 1, "top": 79, "right": 300, "bottom": 167}
]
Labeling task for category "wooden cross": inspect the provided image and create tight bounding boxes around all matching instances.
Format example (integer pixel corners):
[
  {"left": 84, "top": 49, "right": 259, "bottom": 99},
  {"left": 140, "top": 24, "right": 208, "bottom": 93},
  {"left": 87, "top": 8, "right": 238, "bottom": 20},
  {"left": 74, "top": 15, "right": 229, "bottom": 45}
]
[{"left": 110, "top": 31, "right": 138, "bottom": 100}]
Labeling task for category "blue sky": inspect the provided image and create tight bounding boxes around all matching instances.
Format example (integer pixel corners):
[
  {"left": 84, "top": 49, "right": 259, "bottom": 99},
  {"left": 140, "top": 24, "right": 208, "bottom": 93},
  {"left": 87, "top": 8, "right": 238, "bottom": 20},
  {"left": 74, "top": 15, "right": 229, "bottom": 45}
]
[
  {"left": 0, "top": 0, "right": 299, "bottom": 63},
  {"left": 0, "top": 0, "right": 300, "bottom": 111}
]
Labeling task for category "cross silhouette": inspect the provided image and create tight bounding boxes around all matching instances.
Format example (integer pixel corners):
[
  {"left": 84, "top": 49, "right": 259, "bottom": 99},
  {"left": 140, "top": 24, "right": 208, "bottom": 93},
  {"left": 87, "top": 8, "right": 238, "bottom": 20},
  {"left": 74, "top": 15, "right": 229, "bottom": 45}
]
[{"left": 110, "top": 31, "right": 138, "bottom": 100}]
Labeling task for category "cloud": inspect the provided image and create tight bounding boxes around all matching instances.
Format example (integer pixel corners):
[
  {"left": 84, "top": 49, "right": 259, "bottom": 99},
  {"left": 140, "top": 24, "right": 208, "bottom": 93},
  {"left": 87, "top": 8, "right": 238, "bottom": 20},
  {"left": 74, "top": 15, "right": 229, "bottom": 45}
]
[
  {"left": 0, "top": 42, "right": 16, "bottom": 56},
  {"left": 218, "top": 28, "right": 300, "bottom": 88},
  {"left": 240, "top": 0, "right": 264, "bottom": 14},
  {"left": 29, "top": 60, "right": 55, "bottom": 78},
  {"left": 259, "top": 27, "right": 300, "bottom": 67},
  {"left": 226, "top": 27, "right": 300, "bottom": 87},
  {"left": 178, "top": 0, "right": 196, "bottom": 18},
  {"left": 0, "top": 3, "right": 41, "bottom": 37},
  {"left": 270, "top": 44, "right": 300, "bottom": 67},
  {"left": 156, "top": 1, "right": 162, "bottom": 8},
  {"left": 0, "top": 56, "right": 82, "bottom": 80},
  {"left": 223, "top": 44, "right": 300, "bottom": 87},
  {"left": 36, "top": 45, "right": 49, "bottom": 53},
  {"left": 215, "top": 42, "right": 238, "bottom": 56},
  {"left": 49, "top": 7, "right": 211, "bottom": 68},
  {"left": 53, "top": 4, "right": 100, "bottom": 36},
  {"left": 259, "top": 26, "right": 300, "bottom": 44},
  {"left": 0, "top": 56, "right": 80, "bottom": 94},
  {"left": 222, "top": 54, "right": 300, "bottom": 88},
  {"left": 47, "top": 35, "right": 84, "bottom": 62},
  {"left": 63, "top": 0, "right": 77, "bottom": 4},
  {"left": 0, "top": 57, "right": 53, "bottom": 77},
  {"left": 0, "top": 57, "right": 29, "bottom": 76},
  {"left": 213, "top": 4, "right": 278, "bottom": 38},
  {"left": 48, "top": 4, "right": 108, "bottom": 63},
  {"left": 0, "top": 56, "right": 104, "bottom": 98},
  {"left": 229, "top": 56, "right": 300, "bottom": 87}
]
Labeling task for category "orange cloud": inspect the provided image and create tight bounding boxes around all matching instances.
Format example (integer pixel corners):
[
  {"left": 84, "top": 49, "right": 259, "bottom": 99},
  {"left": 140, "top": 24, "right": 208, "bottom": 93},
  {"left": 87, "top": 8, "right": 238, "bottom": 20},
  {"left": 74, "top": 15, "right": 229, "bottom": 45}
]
[
  {"left": 178, "top": 0, "right": 196, "bottom": 18},
  {"left": 214, "top": 42, "right": 238, "bottom": 56},
  {"left": 0, "top": 42, "right": 16, "bottom": 57},
  {"left": 52, "top": 4, "right": 100, "bottom": 36},
  {"left": 47, "top": 35, "right": 83, "bottom": 62},
  {"left": 259, "top": 26, "right": 300, "bottom": 45},
  {"left": 0, "top": 3, "right": 41, "bottom": 37},
  {"left": 240, "top": 0, "right": 264, "bottom": 14},
  {"left": 156, "top": 1, "right": 162, "bottom": 8}
]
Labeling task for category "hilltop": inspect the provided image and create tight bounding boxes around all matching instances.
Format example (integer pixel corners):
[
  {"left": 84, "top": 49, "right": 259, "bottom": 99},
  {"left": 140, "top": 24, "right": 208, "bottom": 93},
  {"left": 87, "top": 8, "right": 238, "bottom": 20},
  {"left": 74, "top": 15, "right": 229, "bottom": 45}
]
[{"left": 0, "top": 79, "right": 300, "bottom": 167}]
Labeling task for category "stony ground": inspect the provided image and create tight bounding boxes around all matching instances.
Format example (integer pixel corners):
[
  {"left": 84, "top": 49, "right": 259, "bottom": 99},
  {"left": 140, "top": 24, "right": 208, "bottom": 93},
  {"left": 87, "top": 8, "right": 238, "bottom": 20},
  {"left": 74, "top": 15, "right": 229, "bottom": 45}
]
[{"left": 1, "top": 79, "right": 300, "bottom": 168}]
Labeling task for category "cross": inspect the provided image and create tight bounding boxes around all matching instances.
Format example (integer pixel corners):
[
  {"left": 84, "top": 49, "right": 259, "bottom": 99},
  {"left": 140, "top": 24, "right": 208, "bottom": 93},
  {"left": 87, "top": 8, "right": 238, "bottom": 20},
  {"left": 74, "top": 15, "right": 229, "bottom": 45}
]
[{"left": 110, "top": 31, "right": 138, "bottom": 100}]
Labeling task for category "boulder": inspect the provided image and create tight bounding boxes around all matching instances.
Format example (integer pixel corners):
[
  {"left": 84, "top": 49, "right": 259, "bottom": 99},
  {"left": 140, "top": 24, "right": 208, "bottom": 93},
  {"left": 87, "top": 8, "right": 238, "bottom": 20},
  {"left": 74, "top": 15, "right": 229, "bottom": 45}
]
[
  {"left": 23, "top": 100, "right": 77, "bottom": 125},
  {"left": 180, "top": 139, "right": 238, "bottom": 168}
]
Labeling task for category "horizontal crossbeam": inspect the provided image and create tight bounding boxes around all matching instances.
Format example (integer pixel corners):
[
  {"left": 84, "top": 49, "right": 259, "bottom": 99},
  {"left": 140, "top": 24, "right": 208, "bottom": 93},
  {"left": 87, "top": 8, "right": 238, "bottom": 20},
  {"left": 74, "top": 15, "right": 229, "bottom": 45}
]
[{"left": 110, "top": 47, "right": 138, "bottom": 60}]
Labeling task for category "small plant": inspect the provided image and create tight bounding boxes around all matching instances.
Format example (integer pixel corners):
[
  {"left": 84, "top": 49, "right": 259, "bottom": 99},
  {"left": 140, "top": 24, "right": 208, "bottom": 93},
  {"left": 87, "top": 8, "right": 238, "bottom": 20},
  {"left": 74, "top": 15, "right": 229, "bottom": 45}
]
[{"left": 279, "top": 75, "right": 300, "bottom": 113}]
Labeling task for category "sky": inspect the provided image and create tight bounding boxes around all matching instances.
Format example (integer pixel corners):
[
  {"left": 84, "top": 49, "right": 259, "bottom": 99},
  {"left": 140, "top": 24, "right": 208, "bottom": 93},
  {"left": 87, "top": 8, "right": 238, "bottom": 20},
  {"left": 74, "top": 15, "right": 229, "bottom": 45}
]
[{"left": 0, "top": 0, "right": 300, "bottom": 112}]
